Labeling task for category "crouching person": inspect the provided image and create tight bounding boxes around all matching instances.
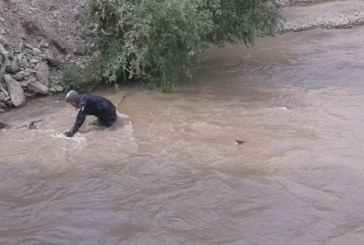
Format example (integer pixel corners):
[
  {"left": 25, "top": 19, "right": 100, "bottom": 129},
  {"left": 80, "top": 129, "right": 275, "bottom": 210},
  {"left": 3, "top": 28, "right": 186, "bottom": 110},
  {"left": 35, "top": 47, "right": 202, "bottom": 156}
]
[{"left": 64, "top": 90, "right": 117, "bottom": 137}]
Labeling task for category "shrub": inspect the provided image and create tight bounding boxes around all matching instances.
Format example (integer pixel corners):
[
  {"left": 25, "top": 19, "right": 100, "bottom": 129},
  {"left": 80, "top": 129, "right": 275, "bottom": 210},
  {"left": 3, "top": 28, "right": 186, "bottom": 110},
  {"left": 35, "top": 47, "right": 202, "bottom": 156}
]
[
  {"left": 61, "top": 58, "right": 104, "bottom": 93},
  {"left": 90, "top": 0, "right": 281, "bottom": 91}
]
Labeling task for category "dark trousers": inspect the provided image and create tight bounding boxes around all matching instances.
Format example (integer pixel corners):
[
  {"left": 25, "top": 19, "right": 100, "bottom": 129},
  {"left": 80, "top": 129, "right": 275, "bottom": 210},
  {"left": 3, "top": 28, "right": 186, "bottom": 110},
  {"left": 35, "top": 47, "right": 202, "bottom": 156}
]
[{"left": 99, "top": 113, "right": 117, "bottom": 127}]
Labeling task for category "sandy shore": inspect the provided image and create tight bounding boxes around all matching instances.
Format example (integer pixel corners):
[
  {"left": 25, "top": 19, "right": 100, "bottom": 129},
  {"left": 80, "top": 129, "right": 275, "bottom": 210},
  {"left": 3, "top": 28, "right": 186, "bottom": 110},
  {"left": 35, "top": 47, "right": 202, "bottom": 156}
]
[{"left": 281, "top": 0, "right": 364, "bottom": 31}]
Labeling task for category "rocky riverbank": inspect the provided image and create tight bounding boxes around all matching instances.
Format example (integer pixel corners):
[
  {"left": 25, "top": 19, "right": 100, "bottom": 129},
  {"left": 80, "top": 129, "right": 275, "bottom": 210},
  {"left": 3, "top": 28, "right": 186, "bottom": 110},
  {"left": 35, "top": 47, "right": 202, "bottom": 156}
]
[
  {"left": 0, "top": 0, "right": 364, "bottom": 113},
  {"left": 281, "top": 0, "right": 364, "bottom": 32},
  {"left": 0, "top": 0, "right": 95, "bottom": 112}
]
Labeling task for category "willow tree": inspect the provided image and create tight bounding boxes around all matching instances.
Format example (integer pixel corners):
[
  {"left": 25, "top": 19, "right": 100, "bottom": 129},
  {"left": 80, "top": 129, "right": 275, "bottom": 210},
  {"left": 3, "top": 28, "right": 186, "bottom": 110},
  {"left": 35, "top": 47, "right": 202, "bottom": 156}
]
[{"left": 90, "top": 0, "right": 281, "bottom": 91}]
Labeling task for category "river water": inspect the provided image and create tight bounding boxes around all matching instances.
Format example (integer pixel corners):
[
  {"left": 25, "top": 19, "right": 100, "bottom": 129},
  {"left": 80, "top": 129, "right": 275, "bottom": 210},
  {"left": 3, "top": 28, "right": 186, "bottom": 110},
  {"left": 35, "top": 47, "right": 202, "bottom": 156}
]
[{"left": 1, "top": 27, "right": 364, "bottom": 245}]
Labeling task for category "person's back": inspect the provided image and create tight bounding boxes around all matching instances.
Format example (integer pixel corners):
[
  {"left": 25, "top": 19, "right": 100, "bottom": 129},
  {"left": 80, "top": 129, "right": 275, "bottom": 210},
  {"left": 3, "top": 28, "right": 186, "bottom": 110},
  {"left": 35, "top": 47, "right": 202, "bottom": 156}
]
[
  {"left": 64, "top": 90, "right": 117, "bottom": 137},
  {"left": 77, "top": 93, "right": 117, "bottom": 126}
]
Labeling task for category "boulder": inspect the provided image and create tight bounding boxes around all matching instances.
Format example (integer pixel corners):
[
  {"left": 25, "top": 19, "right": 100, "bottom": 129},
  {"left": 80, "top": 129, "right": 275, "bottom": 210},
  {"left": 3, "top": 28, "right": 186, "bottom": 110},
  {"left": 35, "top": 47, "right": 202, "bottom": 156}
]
[
  {"left": 0, "top": 43, "right": 10, "bottom": 86},
  {"left": 5, "top": 59, "right": 21, "bottom": 74},
  {"left": 0, "top": 52, "right": 5, "bottom": 85},
  {"left": 0, "top": 91, "right": 8, "bottom": 101},
  {"left": 45, "top": 48, "right": 62, "bottom": 68},
  {"left": 50, "top": 84, "right": 64, "bottom": 93},
  {"left": 35, "top": 62, "right": 49, "bottom": 86},
  {"left": 0, "top": 35, "right": 9, "bottom": 48},
  {"left": 22, "top": 20, "right": 45, "bottom": 36},
  {"left": 52, "top": 38, "right": 67, "bottom": 54},
  {"left": 0, "top": 43, "right": 9, "bottom": 59},
  {"left": 28, "top": 80, "right": 49, "bottom": 95},
  {"left": 4, "top": 74, "right": 26, "bottom": 107},
  {"left": 12, "top": 73, "right": 24, "bottom": 81}
]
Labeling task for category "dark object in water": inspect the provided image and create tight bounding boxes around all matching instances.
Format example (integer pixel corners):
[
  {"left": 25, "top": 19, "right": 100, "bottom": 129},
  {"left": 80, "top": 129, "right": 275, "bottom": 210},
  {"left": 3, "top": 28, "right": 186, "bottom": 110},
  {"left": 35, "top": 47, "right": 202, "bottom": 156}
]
[
  {"left": 235, "top": 140, "right": 245, "bottom": 145},
  {"left": 117, "top": 96, "right": 126, "bottom": 106},
  {"left": 16, "top": 119, "right": 43, "bottom": 129},
  {"left": 0, "top": 122, "right": 6, "bottom": 129}
]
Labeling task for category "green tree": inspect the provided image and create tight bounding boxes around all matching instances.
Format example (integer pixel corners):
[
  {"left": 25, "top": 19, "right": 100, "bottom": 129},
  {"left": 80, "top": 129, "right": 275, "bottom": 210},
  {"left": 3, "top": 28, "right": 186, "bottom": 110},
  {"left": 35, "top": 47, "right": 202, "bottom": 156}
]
[{"left": 89, "top": 0, "right": 281, "bottom": 91}]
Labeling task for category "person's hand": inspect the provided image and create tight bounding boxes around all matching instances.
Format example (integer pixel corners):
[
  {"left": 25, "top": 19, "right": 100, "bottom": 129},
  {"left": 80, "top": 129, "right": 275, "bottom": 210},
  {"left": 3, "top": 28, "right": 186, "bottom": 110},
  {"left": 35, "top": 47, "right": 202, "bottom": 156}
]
[{"left": 64, "top": 131, "right": 75, "bottom": 137}]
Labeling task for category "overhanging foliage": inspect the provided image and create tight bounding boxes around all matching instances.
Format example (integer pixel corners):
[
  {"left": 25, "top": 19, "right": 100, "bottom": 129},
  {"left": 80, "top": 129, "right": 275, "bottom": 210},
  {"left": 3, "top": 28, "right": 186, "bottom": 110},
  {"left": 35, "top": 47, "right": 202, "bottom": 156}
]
[{"left": 89, "top": 0, "right": 281, "bottom": 91}]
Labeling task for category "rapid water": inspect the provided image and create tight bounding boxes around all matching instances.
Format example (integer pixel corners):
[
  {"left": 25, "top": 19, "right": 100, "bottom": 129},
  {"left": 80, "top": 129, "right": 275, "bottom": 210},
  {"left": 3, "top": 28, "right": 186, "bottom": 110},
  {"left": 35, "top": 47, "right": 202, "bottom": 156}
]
[{"left": 1, "top": 27, "right": 364, "bottom": 244}]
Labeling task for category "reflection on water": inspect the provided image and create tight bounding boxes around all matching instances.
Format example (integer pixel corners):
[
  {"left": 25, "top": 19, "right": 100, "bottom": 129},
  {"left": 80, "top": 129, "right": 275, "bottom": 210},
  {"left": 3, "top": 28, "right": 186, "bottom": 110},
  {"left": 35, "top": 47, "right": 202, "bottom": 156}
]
[{"left": 1, "top": 27, "right": 364, "bottom": 244}]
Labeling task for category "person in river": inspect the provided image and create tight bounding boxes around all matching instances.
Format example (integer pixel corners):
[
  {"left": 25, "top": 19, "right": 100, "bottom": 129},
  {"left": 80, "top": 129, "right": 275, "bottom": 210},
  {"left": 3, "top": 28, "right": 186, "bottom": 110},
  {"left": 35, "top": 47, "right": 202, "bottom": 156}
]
[{"left": 64, "top": 90, "right": 117, "bottom": 137}]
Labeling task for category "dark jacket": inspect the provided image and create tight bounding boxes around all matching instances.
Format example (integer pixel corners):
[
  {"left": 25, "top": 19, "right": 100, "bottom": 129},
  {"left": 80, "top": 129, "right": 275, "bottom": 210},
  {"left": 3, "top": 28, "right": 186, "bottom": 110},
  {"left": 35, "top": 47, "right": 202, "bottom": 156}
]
[{"left": 69, "top": 94, "right": 117, "bottom": 134}]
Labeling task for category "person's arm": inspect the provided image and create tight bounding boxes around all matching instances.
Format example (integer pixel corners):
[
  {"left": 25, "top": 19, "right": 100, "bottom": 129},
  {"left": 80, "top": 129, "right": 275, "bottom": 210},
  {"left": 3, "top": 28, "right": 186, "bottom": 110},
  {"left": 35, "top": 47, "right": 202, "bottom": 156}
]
[{"left": 65, "top": 109, "right": 87, "bottom": 137}]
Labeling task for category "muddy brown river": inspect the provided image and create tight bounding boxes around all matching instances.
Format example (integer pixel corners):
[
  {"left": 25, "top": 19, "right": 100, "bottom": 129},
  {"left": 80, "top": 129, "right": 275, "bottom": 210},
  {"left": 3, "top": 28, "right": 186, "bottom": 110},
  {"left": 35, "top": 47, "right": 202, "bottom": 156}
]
[{"left": 1, "top": 27, "right": 364, "bottom": 244}]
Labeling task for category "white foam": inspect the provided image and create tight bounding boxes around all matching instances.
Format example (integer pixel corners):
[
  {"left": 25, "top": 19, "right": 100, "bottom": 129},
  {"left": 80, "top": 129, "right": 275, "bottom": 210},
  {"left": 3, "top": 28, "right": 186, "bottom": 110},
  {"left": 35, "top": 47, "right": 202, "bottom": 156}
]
[
  {"left": 273, "top": 107, "right": 288, "bottom": 110},
  {"left": 117, "top": 111, "right": 130, "bottom": 118},
  {"left": 51, "top": 132, "right": 87, "bottom": 142}
]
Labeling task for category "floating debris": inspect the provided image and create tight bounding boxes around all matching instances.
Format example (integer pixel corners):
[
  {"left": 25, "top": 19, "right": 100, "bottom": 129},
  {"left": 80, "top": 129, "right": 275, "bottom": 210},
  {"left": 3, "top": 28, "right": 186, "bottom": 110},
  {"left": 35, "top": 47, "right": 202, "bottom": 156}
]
[
  {"left": 235, "top": 140, "right": 245, "bottom": 145},
  {"left": 15, "top": 119, "right": 43, "bottom": 129}
]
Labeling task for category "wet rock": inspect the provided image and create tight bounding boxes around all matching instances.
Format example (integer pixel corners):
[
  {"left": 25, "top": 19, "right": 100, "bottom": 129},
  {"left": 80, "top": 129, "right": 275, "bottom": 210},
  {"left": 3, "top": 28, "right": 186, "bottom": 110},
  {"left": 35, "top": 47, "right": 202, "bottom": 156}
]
[
  {"left": 4, "top": 74, "right": 26, "bottom": 107},
  {"left": 15, "top": 119, "right": 43, "bottom": 130},
  {"left": 28, "top": 80, "right": 49, "bottom": 95},
  {"left": 35, "top": 62, "right": 49, "bottom": 86}
]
